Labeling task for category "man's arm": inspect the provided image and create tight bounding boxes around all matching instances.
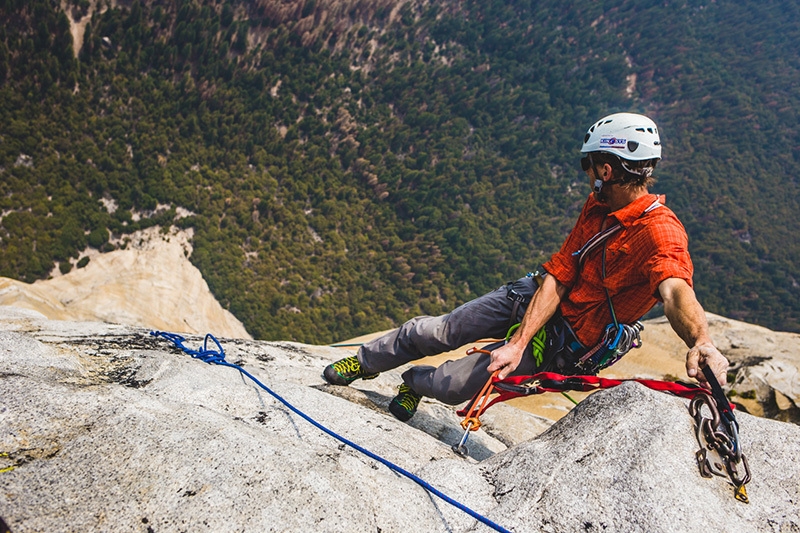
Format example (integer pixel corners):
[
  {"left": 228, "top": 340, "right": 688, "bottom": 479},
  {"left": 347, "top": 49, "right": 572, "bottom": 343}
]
[
  {"left": 658, "top": 277, "right": 729, "bottom": 385},
  {"left": 487, "top": 274, "right": 569, "bottom": 379}
]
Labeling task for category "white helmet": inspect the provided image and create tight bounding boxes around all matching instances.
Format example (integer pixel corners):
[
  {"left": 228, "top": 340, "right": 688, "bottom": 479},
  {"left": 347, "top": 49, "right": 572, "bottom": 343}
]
[{"left": 581, "top": 113, "right": 661, "bottom": 162}]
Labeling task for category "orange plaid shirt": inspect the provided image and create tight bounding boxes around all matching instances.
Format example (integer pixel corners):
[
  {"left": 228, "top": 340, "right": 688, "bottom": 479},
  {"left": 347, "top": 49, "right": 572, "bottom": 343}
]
[{"left": 543, "top": 193, "right": 693, "bottom": 347}]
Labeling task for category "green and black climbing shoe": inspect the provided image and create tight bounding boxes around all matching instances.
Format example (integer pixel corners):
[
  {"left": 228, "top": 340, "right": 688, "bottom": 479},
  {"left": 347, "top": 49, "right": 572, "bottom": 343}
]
[
  {"left": 323, "top": 356, "right": 379, "bottom": 386},
  {"left": 389, "top": 383, "right": 422, "bottom": 422}
]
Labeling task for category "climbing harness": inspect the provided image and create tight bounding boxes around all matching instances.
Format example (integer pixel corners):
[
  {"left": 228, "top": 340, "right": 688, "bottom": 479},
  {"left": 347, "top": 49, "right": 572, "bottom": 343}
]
[
  {"left": 505, "top": 272, "right": 539, "bottom": 332},
  {"left": 689, "top": 366, "right": 751, "bottom": 503},
  {"left": 150, "top": 331, "right": 513, "bottom": 533}
]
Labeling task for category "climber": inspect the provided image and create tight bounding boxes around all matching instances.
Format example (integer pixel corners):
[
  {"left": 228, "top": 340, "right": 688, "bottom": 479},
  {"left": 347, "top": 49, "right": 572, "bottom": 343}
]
[{"left": 323, "top": 112, "right": 730, "bottom": 422}]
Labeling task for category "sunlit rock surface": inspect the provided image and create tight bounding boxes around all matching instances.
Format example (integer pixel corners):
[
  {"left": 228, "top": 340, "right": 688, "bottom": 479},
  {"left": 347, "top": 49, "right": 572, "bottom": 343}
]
[{"left": 1, "top": 307, "right": 798, "bottom": 533}]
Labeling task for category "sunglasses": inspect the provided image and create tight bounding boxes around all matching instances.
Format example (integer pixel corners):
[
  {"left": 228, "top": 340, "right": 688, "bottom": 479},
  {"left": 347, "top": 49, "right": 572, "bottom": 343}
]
[{"left": 581, "top": 154, "right": 623, "bottom": 172}]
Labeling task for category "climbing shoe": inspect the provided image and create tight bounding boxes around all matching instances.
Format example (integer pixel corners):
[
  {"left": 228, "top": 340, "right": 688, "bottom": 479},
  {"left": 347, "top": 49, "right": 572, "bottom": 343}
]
[
  {"left": 323, "top": 356, "right": 379, "bottom": 386},
  {"left": 389, "top": 383, "right": 422, "bottom": 422}
]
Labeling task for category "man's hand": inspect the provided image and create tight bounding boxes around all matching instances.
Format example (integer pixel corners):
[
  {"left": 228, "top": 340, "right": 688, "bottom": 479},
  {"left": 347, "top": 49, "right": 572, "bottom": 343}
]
[
  {"left": 487, "top": 342, "right": 525, "bottom": 380},
  {"left": 686, "top": 342, "right": 729, "bottom": 386}
]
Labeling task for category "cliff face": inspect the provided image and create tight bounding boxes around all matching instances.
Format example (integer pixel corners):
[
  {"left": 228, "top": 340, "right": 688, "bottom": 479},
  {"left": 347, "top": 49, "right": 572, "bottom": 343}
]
[
  {"left": 0, "top": 226, "right": 251, "bottom": 340},
  {"left": 1, "top": 306, "right": 798, "bottom": 532}
]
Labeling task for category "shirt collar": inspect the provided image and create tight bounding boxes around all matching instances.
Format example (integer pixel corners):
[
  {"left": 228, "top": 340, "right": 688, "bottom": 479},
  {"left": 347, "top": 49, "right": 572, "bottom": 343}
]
[{"left": 589, "top": 193, "right": 662, "bottom": 227}]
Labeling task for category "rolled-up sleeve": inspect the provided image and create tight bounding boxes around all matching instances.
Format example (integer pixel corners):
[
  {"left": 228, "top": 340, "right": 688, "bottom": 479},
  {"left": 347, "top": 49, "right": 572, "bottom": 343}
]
[{"left": 640, "top": 217, "right": 694, "bottom": 299}]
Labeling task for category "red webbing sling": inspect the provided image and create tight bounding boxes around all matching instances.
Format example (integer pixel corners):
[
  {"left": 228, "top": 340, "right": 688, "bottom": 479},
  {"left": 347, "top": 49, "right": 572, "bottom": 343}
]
[{"left": 456, "top": 371, "right": 730, "bottom": 418}]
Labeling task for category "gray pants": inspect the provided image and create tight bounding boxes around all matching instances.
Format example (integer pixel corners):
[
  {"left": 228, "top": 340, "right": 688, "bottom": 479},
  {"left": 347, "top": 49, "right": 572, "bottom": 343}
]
[{"left": 358, "top": 276, "right": 539, "bottom": 405}]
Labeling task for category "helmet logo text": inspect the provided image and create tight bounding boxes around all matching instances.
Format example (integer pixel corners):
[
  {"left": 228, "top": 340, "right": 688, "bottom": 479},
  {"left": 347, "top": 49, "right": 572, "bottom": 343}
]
[{"left": 600, "top": 137, "right": 627, "bottom": 149}]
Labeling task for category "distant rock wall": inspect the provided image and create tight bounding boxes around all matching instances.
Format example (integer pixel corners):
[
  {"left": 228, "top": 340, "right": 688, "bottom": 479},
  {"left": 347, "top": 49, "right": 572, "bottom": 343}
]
[{"left": 0, "top": 227, "right": 250, "bottom": 340}]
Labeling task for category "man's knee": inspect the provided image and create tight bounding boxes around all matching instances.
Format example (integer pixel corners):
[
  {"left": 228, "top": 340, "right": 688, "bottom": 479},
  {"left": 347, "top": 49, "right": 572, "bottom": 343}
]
[
  {"left": 430, "top": 352, "right": 491, "bottom": 405},
  {"left": 402, "top": 314, "right": 454, "bottom": 353}
]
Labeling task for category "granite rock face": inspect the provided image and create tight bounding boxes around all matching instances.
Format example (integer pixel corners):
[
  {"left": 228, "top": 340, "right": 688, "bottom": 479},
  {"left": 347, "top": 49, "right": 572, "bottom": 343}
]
[
  {"left": 0, "top": 227, "right": 250, "bottom": 340},
  {"left": 1, "top": 307, "right": 799, "bottom": 533},
  {"left": 482, "top": 382, "right": 800, "bottom": 533}
]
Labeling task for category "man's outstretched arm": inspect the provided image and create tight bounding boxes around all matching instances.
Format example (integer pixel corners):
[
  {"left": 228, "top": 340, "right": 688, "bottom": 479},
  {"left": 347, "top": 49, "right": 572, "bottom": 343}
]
[
  {"left": 658, "top": 277, "right": 729, "bottom": 386},
  {"left": 488, "top": 274, "right": 568, "bottom": 379}
]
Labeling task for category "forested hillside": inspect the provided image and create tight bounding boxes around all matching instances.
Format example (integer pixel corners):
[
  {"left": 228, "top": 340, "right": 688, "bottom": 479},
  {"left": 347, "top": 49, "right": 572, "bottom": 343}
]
[{"left": 1, "top": 0, "right": 798, "bottom": 342}]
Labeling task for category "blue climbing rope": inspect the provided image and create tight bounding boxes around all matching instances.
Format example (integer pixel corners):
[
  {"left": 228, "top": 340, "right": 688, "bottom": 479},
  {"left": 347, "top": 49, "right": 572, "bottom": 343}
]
[{"left": 150, "top": 331, "right": 512, "bottom": 533}]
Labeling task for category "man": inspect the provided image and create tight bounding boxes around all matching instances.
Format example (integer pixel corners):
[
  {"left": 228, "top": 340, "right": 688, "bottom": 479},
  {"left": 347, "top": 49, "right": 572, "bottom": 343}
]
[{"left": 323, "top": 112, "right": 730, "bottom": 422}]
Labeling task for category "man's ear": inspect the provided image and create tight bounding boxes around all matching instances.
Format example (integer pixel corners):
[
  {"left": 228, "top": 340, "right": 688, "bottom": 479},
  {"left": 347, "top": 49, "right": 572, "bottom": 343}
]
[{"left": 601, "top": 162, "right": 614, "bottom": 181}]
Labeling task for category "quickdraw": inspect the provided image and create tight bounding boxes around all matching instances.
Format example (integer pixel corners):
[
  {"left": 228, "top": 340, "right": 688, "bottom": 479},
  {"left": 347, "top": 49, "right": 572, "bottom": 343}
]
[
  {"left": 451, "top": 349, "right": 498, "bottom": 457},
  {"left": 689, "top": 366, "right": 751, "bottom": 503}
]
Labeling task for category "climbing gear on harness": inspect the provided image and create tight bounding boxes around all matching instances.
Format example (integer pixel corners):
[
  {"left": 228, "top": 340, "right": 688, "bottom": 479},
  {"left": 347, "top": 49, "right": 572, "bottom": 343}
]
[
  {"left": 389, "top": 383, "right": 423, "bottom": 422},
  {"left": 150, "top": 330, "right": 513, "bottom": 533},
  {"left": 499, "top": 314, "right": 585, "bottom": 376},
  {"left": 505, "top": 322, "right": 548, "bottom": 368},
  {"left": 576, "top": 321, "right": 643, "bottom": 374},
  {"left": 689, "top": 366, "right": 751, "bottom": 503},
  {"left": 504, "top": 272, "right": 581, "bottom": 372},
  {"left": 323, "top": 356, "right": 379, "bottom": 386},
  {"left": 452, "top": 350, "right": 498, "bottom": 456}
]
